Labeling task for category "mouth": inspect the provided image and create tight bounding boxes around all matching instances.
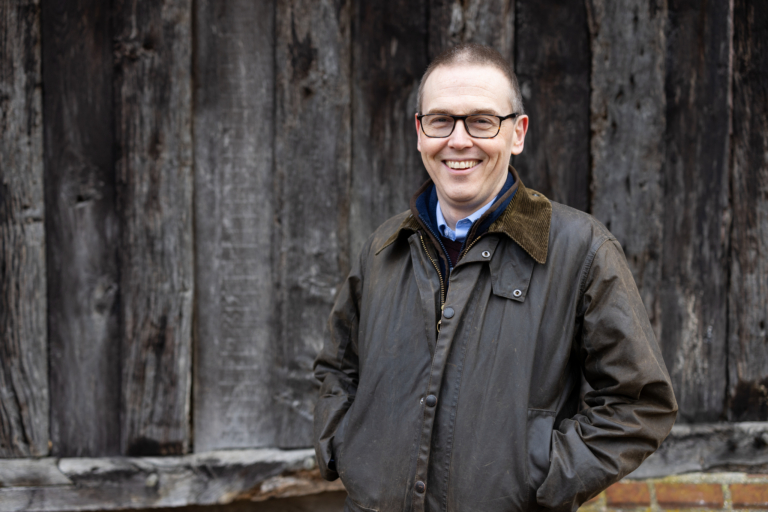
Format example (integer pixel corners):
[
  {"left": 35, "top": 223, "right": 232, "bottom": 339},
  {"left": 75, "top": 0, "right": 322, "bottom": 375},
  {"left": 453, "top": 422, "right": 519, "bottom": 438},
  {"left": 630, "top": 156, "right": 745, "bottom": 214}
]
[{"left": 443, "top": 159, "right": 481, "bottom": 170}]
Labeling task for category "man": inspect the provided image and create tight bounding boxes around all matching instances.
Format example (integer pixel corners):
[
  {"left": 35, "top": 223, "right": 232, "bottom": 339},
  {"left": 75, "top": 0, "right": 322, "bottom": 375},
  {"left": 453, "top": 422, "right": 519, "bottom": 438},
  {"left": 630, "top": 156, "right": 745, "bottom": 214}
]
[{"left": 314, "top": 43, "right": 677, "bottom": 512}]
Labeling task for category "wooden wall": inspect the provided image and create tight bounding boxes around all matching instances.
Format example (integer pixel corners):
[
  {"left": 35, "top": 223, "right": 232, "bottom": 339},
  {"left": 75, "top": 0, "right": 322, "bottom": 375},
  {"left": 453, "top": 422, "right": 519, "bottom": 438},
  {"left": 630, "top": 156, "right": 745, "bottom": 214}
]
[{"left": 1, "top": 0, "right": 766, "bottom": 458}]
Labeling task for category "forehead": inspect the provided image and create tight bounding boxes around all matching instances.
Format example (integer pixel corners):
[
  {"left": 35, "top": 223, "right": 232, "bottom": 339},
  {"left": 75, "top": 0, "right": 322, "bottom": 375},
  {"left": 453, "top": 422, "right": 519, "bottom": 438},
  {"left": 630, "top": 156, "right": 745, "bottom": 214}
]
[{"left": 421, "top": 63, "right": 514, "bottom": 114}]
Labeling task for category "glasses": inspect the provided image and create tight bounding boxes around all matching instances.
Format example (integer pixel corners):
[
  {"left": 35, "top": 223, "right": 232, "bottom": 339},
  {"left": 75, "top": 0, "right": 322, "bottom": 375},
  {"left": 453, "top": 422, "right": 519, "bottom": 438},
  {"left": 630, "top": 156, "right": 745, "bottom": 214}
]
[{"left": 417, "top": 113, "right": 519, "bottom": 138}]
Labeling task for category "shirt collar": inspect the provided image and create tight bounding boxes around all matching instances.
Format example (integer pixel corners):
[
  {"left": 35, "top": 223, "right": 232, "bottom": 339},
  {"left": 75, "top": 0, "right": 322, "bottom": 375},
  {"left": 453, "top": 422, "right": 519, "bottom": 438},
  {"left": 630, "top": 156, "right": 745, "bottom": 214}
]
[
  {"left": 376, "top": 165, "right": 551, "bottom": 264},
  {"left": 436, "top": 198, "right": 495, "bottom": 242}
]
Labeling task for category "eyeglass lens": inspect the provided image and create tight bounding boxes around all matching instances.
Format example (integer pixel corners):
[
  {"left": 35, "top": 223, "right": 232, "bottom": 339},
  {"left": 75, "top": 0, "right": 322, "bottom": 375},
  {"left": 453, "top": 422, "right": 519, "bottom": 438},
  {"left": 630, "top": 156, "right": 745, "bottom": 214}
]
[{"left": 421, "top": 115, "right": 501, "bottom": 137}]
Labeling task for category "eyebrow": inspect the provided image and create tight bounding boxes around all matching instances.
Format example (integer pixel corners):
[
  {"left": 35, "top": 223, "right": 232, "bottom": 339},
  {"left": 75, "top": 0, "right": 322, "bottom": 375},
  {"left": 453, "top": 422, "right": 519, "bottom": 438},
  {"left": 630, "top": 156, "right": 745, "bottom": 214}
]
[{"left": 425, "top": 107, "right": 502, "bottom": 116}]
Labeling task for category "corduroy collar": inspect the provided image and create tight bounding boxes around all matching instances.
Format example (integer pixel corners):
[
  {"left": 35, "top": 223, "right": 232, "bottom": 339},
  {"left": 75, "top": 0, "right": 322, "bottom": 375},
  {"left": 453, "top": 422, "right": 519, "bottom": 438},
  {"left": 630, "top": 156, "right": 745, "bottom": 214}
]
[{"left": 376, "top": 165, "right": 552, "bottom": 264}]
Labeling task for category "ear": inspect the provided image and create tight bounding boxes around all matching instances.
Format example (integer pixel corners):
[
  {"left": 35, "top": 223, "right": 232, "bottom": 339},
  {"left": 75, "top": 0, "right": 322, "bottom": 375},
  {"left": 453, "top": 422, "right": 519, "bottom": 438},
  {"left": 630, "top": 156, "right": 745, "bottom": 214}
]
[
  {"left": 415, "top": 113, "right": 422, "bottom": 152},
  {"left": 510, "top": 115, "right": 529, "bottom": 155}
]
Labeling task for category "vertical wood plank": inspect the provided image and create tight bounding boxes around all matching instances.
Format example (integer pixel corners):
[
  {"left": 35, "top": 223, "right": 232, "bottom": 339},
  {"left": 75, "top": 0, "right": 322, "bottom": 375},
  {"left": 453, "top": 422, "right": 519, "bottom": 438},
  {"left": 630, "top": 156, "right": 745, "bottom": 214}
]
[
  {"left": 728, "top": 0, "right": 768, "bottom": 421},
  {"left": 273, "top": 0, "right": 352, "bottom": 448},
  {"left": 427, "top": 0, "right": 514, "bottom": 62},
  {"left": 513, "top": 0, "right": 591, "bottom": 210},
  {"left": 586, "top": 0, "right": 667, "bottom": 336},
  {"left": 349, "top": 0, "right": 429, "bottom": 256},
  {"left": 193, "top": 0, "right": 277, "bottom": 451},
  {"left": 113, "top": 0, "right": 193, "bottom": 455},
  {"left": 659, "top": 0, "right": 732, "bottom": 422},
  {"left": 41, "top": 0, "right": 121, "bottom": 455},
  {"left": 0, "top": 0, "right": 49, "bottom": 458}
]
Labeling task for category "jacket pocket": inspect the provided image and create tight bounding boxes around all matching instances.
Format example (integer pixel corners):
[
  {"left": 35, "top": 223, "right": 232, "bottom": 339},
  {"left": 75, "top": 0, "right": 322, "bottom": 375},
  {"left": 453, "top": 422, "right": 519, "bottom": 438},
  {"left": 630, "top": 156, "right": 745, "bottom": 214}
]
[
  {"left": 344, "top": 496, "right": 378, "bottom": 512},
  {"left": 526, "top": 409, "right": 555, "bottom": 491}
]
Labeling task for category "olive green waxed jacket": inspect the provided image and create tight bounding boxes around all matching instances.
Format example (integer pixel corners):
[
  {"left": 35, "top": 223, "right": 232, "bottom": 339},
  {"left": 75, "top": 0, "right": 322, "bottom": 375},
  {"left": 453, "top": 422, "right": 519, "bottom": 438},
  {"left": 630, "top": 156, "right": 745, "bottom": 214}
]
[{"left": 313, "top": 168, "right": 677, "bottom": 512}]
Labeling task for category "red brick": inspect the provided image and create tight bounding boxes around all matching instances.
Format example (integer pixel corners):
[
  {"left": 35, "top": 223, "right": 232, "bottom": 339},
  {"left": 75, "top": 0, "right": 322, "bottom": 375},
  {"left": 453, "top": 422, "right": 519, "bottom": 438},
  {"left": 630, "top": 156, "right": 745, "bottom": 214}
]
[
  {"left": 655, "top": 483, "right": 724, "bottom": 509},
  {"left": 732, "top": 483, "right": 768, "bottom": 509},
  {"left": 606, "top": 482, "right": 651, "bottom": 507}
]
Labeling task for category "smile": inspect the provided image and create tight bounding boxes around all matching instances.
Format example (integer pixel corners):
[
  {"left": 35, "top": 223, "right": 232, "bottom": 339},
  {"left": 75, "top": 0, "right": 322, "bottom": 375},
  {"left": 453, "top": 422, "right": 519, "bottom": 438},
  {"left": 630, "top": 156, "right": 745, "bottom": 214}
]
[{"left": 444, "top": 160, "right": 480, "bottom": 170}]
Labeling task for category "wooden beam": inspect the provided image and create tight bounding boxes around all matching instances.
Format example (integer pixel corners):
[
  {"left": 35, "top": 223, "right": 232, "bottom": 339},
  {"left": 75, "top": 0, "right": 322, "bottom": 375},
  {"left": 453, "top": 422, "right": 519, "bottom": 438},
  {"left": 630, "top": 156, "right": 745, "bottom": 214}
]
[
  {"left": 630, "top": 423, "right": 768, "bottom": 478},
  {"left": 1, "top": 426, "right": 766, "bottom": 510},
  {"left": 513, "top": 0, "right": 591, "bottom": 210},
  {"left": 349, "top": 0, "right": 429, "bottom": 256},
  {"left": 41, "top": 0, "right": 121, "bottom": 456},
  {"left": 0, "top": 0, "right": 49, "bottom": 458},
  {"left": 0, "top": 448, "right": 343, "bottom": 511},
  {"left": 273, "top": 0, "right": 352, "bottom": 448},
  {"left": 728, "top": 0, "right": 768, "bottom": 421},
  {"left": 658, "top": 0, "right": 732, "bottom": 423},
  {"left": 586, "top": 0, "right": 667, "bottom": 336},
  {"left": 113, "top": 0, "right": 194, "bottom": 455},
  {"left": 427, "top": 0, "right": 515, "bottom": 62},
  {"left": 192, "top": 0, "right": 277, "bottom": 452}
]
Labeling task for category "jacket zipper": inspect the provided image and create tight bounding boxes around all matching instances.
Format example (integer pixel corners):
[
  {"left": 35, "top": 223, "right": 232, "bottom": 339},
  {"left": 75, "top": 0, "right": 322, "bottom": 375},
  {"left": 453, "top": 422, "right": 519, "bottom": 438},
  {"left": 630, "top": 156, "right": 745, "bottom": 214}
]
[
  {"left": 419, "top": 233, "right": 445, "bottom": 332},
  {"left": 460, "top": 233, "right": 485, "bottom": 260}
]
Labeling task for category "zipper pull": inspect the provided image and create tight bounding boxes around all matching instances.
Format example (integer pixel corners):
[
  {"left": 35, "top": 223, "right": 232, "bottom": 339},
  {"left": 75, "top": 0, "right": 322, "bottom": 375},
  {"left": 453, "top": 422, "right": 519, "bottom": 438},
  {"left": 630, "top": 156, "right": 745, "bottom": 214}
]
[
  {"left": 437, "top": 319, "right": 441, "bottom": 333},
  {"left": 437, "top": 304, "right": 445, "bottom": 332}
]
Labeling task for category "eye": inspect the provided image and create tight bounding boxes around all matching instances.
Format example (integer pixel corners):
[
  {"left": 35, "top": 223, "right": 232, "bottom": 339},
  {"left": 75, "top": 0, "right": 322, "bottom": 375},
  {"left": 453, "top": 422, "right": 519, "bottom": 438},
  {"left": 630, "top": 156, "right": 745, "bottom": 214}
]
[
  {"left": 467, "top": 115, "right": 498, "bottom": 130},
  {"left": 426, "top": 116, "right": 451, "bottom": 126}
]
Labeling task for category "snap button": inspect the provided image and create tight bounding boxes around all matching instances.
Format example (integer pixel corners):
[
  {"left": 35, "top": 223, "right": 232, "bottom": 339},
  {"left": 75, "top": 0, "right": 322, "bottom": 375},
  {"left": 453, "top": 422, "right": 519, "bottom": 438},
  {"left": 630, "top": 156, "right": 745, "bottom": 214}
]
[
  {"left": 415, "top": 481, "right": 426, "bottom": 493},
  {"left": 425, "top": 395, "right": 437, "bottom": 407},
  {"left": 443, "top": 307, "right": 455, "bottom": 318},
  {"left": 513, "top": 289, "right": 522, "bottom": 297},
  {"left": 482, "top": 250, "right": 491, "bottom": 258}
]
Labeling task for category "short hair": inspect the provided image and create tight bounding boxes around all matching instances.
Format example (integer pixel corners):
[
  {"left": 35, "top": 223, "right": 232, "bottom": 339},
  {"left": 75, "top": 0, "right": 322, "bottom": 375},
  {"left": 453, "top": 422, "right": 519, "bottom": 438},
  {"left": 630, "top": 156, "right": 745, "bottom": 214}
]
[{"left": 417, "top": 43, "right": 525, "bottom": 115}]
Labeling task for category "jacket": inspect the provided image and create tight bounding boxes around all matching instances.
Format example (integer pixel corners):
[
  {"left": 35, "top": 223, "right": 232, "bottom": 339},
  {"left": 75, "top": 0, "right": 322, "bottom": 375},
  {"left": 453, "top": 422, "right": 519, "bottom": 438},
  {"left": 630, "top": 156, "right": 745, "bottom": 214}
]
[{"left": 313, "top": 166, "right": 678, "bottom": 512}]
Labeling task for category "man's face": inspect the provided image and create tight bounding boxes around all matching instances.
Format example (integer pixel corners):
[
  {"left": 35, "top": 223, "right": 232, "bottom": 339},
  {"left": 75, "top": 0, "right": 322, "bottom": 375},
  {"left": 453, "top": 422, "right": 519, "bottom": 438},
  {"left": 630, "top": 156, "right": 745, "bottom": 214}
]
[{"left": 416, "top": 64, "right": 528, "bottom": 213}]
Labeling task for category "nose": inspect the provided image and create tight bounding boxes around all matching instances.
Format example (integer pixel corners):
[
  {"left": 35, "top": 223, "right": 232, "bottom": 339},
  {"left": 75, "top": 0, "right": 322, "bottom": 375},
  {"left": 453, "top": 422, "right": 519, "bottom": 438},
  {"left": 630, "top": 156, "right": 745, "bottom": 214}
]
[{"left": 448, "top": 119, "right": 474, "bottom": 149}]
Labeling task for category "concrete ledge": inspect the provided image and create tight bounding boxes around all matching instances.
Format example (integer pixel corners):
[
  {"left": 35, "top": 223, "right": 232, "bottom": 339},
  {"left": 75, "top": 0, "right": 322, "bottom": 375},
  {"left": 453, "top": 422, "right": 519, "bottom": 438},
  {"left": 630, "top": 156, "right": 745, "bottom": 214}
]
[{"left": 0, "top": 448, "right": 344, "bottom": 511}]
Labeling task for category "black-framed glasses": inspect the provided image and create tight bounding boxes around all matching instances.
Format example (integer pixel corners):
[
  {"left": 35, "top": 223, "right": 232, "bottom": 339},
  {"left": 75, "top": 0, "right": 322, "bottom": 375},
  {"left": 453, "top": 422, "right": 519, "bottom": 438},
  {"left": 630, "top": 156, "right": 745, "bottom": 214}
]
[{"left": 417, "top": 113, "right": 519, "bottom": 138}]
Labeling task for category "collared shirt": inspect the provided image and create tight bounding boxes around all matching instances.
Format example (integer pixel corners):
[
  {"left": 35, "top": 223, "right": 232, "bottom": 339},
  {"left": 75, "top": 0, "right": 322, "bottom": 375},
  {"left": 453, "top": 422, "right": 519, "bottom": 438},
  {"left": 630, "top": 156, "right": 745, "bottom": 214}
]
[{"left": 436, "top": 198, "right": 495, "bottom": 242}]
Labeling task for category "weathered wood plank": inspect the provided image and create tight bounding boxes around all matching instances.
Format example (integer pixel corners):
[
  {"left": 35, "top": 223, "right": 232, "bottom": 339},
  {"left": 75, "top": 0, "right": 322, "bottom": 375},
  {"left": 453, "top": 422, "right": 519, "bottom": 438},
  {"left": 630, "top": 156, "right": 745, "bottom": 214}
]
[
  {"left": 0, "top": 0, "right": 49, "bottom": 458},
  {"left": 41, "top": 0, "right": 121, "bottom": 456},
  {"left": 0, "top": 459, "right": 71, "bottom": 487},
  {"left": 586, "top": 0, "right": 667, "bottom": 336},
  {"left": 630, "top": 423, "right": 768, "bottom": 478},
  {"left": 112, "top": 0, "right": 193, "bottom": 455},
  {"left": 349, "top": 0, "right": 429, "bottom": 256},
  {"left": 273, "top": 0, "right": 352, "bottom": 448},
  {"left": 513, "top": 0, "right": 590, "bottom": 210},
  {"left": 427, "top": 0, "right": 514, "bottom": 62},
  {"left": 192, "top": 0, "right": 277, "bottom": 452},
  {"left": 0, "top": 448, "right": 341, "bottom": 511},
  {"left": 728, "top": 0, "right": 768, "bottom": 421},
  {"left": 658, "top": 0, "right": 732, "bottom": 423}
]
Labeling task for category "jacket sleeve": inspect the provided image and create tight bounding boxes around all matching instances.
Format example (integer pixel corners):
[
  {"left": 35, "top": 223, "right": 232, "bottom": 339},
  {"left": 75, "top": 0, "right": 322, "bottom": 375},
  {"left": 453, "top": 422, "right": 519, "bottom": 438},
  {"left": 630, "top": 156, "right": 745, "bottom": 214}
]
[
  {"left": 536, "top": 239, "right": 678, "bottom": 511},
  {"left": 313, "top": 242, "right": 367, "bottom": 481}
]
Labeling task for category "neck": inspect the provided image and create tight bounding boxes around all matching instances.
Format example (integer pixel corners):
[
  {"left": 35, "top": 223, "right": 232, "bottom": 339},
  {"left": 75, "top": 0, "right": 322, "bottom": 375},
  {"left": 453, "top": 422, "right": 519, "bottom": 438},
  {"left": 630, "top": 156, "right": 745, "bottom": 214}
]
[{"left": 437, "top": 175, "right": 507, "bottom": 230}]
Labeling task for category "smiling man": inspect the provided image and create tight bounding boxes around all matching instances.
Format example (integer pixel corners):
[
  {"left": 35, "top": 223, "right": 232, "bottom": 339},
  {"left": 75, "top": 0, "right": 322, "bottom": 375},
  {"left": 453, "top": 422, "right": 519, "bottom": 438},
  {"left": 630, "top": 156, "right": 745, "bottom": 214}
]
[{"left": 314, "top": 44, "right": 677, "bottom": 512}]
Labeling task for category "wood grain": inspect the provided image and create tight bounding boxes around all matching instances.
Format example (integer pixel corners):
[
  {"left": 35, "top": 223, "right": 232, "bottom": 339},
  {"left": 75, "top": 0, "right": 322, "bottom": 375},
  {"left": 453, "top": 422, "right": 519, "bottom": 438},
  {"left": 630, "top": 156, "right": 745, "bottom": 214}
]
[
  {"left": 658, "top": 0, "right": 732, "bottom": 423},
  {"left": 192, "top": 0, "right": 277, "bottom": 452},
  {"left": 587, "top": 0, "right": 667, "bottom": 337},
  {"left": 113, "top": 0, "right": 193, "bottom": 455},
  {"left": 728, "top": 0, "right": 768, "bottom": 421},
  {"left": 513, "top": 0, "right": 590, "bottom": 211},
  {"left": 349, "top": 0, "right": 429, "bottom": 256},
  {"left": 273, "top": 0, "right": 352, "bottom": 448},
  {"left": 0, "top": 0, "right": 49, "bottom": 458},
  {"left": 427, "top": 0, "right": 514, "bottom": 62},
  {"left": 0, "top": 448, "right": 335, "bottom": 511},
  {"left": 41, "top": 0, "right": 121, "bottom": 456}
]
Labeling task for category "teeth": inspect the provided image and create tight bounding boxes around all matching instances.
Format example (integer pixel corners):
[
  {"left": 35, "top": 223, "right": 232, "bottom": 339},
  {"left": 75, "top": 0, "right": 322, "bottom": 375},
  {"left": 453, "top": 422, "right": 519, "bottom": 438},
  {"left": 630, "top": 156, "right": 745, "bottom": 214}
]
[{"left": 445, "top": 160, "right": 479, "bottom": 169}]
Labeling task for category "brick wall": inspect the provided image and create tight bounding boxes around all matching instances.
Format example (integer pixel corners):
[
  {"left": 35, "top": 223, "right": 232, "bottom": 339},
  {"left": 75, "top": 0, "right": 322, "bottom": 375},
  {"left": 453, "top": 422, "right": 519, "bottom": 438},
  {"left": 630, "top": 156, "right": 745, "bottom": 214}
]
[{"left": 580, "top": 473, "right": 768, "bottom": 511}]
